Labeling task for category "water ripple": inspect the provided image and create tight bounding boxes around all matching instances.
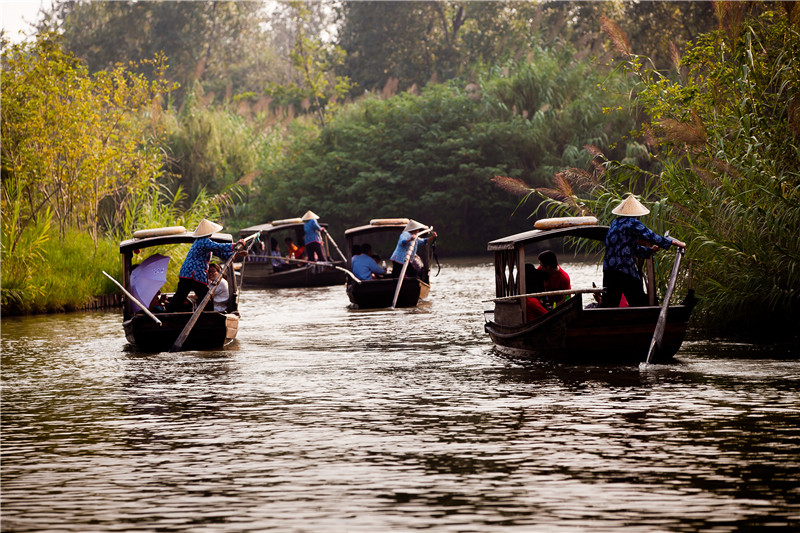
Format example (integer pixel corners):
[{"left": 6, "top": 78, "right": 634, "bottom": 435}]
[{"left": 2, "top": 260, "right": 799, "bottom": 532}]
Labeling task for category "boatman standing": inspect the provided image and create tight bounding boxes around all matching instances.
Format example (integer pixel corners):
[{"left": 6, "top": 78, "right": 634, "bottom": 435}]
[
  {"left": 167, "top": 219, "right": 247, "bottom": 312},
  {"left": 302, "top": 210, "right": 326, "bottom": 262},
  {"left": 389, "top": 220, "right": 437, "bottom": 279},
  {"left": 602, "top": 195, "right": 686, "bottom": 308}
]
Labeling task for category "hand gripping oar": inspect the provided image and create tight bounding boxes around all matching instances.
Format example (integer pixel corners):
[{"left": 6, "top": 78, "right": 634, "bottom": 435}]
[
  {"left": 170, "top": 233, "right": 258, "bottom": 352},
  {"left": 322, "top": 228, "right": 348, "bottom": 263},
  {"left": 103, "top": 271, "right": 162, "bottom": 326},
  {"left": 645, "top": 247, "right": 685, "bottom": 364},
  {"left": 391, "top": 228, "right": 432, "bottom": 309}
]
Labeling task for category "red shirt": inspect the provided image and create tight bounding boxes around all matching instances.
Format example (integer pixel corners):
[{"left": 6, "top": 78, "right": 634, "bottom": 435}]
[
  {"left": 543, "top": 266, "right": 570, "bottom": 291},
  {"left": 538, "top": 266, "right": 571, "bottom": 306},
  {"left": 526, "top": 297, "right": 548, "bottom": 321}
]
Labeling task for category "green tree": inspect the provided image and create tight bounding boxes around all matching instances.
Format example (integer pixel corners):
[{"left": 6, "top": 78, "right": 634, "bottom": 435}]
[
  {"left": 531, "top": 3, "right": 800, "bottom": 338},
  {"left": 266, "top": 1, "right": 352, "bottom": 127},
  {"left": 39, "top": 0, "right": 274, "bottom": 102},
  {"left": 335, "top": 1, "right": 718, "bottom": 95},
  {"left": 247, "top": 42, "right": 633, "bottom": 253},
  {"left": 1, "top": 33, "right": 172, "bottom": 248}
]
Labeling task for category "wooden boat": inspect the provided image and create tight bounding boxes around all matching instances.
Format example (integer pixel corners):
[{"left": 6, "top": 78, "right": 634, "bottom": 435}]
[
  {"left": 118, "top": 228, "right": 241, "bottom": 351},
  {"left": 343, "top": 218, "right": 433, "bottom": 309},
  {"left": 483, "top": 221, "right": 698, "bottom": 364},
  {"left": 238, "top": 220, "right": 347, "bottom": 288}
]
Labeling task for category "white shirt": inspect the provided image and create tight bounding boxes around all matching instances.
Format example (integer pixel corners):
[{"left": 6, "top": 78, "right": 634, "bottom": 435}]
[{"left": 213, "top": 278, "right": 229, "bottom": 312}]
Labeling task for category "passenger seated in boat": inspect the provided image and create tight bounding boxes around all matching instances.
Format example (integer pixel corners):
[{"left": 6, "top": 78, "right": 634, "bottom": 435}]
[
  {"left": 537, "top": 250, "right": 571, "bottom": 307},
  {"left": 207, "top": 263, "right": 229, "bottom": 312},
  {"left": 284, "top": 237, "right": 301, "bottom": 266},
  {"left": 149, "top": 292, "right": 168, "bottom": 313},
  {"left": 351, "top": 243, "right": 386, "bottom": 280},
  {"left": 525, "top": 266, "right": 550, "bottom": 321},
  {"left": 269, "top": 239, "right": 287, "bottom": 272}
]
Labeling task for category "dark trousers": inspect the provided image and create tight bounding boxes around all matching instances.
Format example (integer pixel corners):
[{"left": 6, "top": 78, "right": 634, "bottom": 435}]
[
  {"left": 601, "top": 270, "right": 647, "bottom": 308},
  {"left": 305, "top": 241, "right": 325, "bottom": 262},
  {"left": 167, "top": 277, "right": 208, "bottom": 312},
  {"left": 390, "top": 260, "right": 419, "bottom": 278}
]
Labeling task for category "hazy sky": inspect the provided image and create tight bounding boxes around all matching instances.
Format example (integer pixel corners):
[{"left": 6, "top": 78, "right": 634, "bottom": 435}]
[{"left": 1, "top": 0, "right": 44, "bottom": 43}]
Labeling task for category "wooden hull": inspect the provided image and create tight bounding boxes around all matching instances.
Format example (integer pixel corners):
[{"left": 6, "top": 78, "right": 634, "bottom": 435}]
[
  {"left": 240, "top": 260, "right": 347, "bottom": 288},
  {"left": 485, "top": 294, "right": 697, "bottom": 364},
  {"left": 123, "top": 311, "right": 239, "bottom": 352},
  {"left": 346, "top": 278, "right": 430, "bottom": 309}
]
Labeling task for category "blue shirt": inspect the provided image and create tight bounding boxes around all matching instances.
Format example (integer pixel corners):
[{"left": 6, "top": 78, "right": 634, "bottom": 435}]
[
  {"left": 603, "top": 217, "right": 672, "bottom": 279},
  {"left": 269, "top": 249, "right": 285, "bottom": 268},
  {"left": 304, "top": 219, "right": 323, "bottom": 245},
  {"left": 179, "top": 237, "right": 235, "bottom": 284},
  {"left": 351, "top": 254, "right": 385, "bottom": 280},
  {"left": 390, "top": 231, "right": 428, "bottom": 263}
]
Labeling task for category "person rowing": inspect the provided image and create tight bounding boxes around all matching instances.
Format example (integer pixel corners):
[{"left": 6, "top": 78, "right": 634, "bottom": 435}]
[
  {"left": 601, "top": 194, "right": 686, "bottom": 308},
  {"left": 166, "top": 219, "right": 247, "bottom": 312},
  {"left": 389, "top": 220, "right": 437, "bottom": 279}
]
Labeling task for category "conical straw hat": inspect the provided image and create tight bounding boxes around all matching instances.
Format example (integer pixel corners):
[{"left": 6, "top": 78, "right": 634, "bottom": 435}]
[
  {"left": 301, "top": 210, "right": 320, "bottom": 221},
  {"left": 611, "top": 195, "right": 650, "bottom": 216},
  {"left": 192, "top": 218, "right": 223, "bottom": 238},
  {"left": 403, "top": 219, "right": 428, "bottom": 233}
]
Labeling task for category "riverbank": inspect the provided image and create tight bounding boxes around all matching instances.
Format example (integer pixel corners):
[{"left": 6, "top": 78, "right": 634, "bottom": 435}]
[{"left": 1, "top": 230, "right": 121, "bottom": 316}]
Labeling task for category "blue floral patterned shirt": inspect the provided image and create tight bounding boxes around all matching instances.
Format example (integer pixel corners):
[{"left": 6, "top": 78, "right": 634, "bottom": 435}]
[
  {"left": 178, "top": 237, "right": 235, "bottom": 285},
  {"left": 603, "top": 217, "right": 672, "bottom": 279},
  {"left": 304, "top": 219, "right": 323, "bottom": 245}
]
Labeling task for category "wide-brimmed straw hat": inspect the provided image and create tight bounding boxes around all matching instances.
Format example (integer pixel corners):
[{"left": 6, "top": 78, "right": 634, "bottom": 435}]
[
  {"left": 192, "top": 219, "right": 223, "bottom": 238},
  {"left": 403, "top": 219, "right": 428, "bottom": 233},
  {"left": 612, "top": 195, "right": 650, "bottom": 217},
  {"left": 301, "top": 210, "right": 320, "bottom": 221}
]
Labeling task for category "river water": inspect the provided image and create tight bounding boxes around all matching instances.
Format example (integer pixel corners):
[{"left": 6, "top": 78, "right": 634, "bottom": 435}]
[{"left": 2, "top": 260, "right": 799, "bottom": 532}]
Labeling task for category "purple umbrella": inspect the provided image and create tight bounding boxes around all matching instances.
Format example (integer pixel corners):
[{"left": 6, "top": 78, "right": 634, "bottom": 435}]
[{"left": 130, "top": 253, "right": 170, "bottom": 313}]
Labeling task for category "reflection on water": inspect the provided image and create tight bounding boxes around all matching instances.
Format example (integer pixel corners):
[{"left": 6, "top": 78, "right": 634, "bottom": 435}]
[{"left": 2, "top": 260, "right": 799, "bottom": 532}]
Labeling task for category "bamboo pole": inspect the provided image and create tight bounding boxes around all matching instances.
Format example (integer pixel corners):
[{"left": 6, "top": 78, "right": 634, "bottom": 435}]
[
  {"left": 645, "top": 248, "right": 685, "bottom": 364},
  {"left": 482, "top": 288, "right": 604, "bottom": 303},
  {"left": 102, "top": 271, "right": 162, "bottom": 326}
]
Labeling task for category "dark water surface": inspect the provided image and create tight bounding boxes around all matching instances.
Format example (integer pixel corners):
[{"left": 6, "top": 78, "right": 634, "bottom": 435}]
[{"left": 2, "top": 260, "right": 799, "bottom": 532}]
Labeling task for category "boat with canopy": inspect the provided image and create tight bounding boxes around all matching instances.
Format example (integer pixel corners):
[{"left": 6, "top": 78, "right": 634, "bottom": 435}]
[{"left": 483, "top": 218, "right": 697, "bottom": 363}]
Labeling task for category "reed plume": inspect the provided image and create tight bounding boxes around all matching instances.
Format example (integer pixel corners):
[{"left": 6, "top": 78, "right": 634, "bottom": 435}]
[
  {"left": 491, "top": 175, "right": 531, "bottom": 197},
  {"left": 600, "top": 16, "right": 632, "bottom": 57}
]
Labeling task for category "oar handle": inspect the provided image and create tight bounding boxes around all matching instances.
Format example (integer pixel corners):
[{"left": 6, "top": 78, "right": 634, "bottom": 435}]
[{"left": 102, "top": 271, "right": 162, "bottom": 326}]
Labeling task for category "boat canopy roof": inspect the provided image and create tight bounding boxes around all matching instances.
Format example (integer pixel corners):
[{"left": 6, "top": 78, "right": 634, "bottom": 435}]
[
  {"left": 239, "top": 221, "right": 329, "bottom": 237},
  {"left": 487, "top": 224, "right": 609, "bottom": 251},
  {"left": 344, "top": 219, "right": 412, "bottom": 238},
  {"left": 120, "top": 232, "right": 233, "bottom": 253}
]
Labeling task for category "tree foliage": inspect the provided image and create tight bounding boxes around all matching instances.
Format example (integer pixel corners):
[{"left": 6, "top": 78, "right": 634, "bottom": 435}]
[
  {"left": 246, "top": 43, "right": 634, "bottom": 253},
  {"left": 335, "top": 1, "right": 719, "bottom": 94},
  {"left": 1, "top": 33, "right": 172, "bottom": 248},
  {"left": 265, "top": 1, "right": 352, "bottom": 127},
  {"left": 525, "top": 3, "right": 800, "bottom": 339},
  {"left": 39, "top": 0, "right": 274, "bottom": 102}
]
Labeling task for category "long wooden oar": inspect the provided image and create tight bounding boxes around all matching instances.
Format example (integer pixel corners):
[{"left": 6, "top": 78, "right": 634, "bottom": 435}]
[
  {"left": 278, "top": 256, "right": 361, "bottom": 283},
  {"left": 645, "top": 247, "right": 685, "bottom": 364},
  {"left": 170, "top": 234, "right": 258, "bottom": 352},
  {"left": 322, "top": 229, "right": 348, "bottom": 263},
  {"left": 391, "top": 228, "right": 432, "bottom": 309},
  {"left": 483, "top": 287, "right": 604, "bottom": 303},
  {"left": 102, "top": 271, "right": 162, "bottom": 326}
]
